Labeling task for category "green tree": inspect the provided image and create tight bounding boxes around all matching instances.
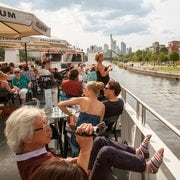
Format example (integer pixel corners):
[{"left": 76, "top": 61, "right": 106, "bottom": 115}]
[
  {"left": 169, "top": 51, "right": 179, "bottom": 65},
  {"left": 158, "top": 53, "right": 168, "bottom": 63},
  {"left": 19, "top": 49, "right": 26, "bottom": 61},
  {"left": 159, "top": 47, "right": 168, "bottom": 54}
]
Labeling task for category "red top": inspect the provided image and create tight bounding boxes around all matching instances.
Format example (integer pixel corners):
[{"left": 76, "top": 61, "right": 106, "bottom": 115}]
[
  {"left": 62, "top": 80, "right": 83, "bottom": 97},
  {"left": 17, "top": 151, "right": 63, "bottom": 180}
]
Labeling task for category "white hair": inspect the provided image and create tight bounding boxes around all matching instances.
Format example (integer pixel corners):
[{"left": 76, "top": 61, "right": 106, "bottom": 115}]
[{"left": 4, "top": 106, "right": 44, "bottom": 153}]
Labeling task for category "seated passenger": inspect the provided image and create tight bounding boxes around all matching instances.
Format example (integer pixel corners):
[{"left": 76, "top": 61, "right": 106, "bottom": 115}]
[
  {"left": 87, "top": 64, "right": 97, "bottom": 82},
  {"left": 5, "top": 107, "right": 164, "bottom": 180},
  {"left": 61, "top": 69, "right": 83, "bottom": 99},
  {"left": 58, "top": 81, "right": 105, "bottom": 157},
  {"left": 0, "top": 71, "right": 16, "bottom": 102},
  {"left": 103, "top": 80, "right": 124, "bottom": 130},
  {"left": 12, "top": 68, "right": 32, "bottom": 104},
  {"left": 59, "top": 81, "right": 105, "bottom": 128},
  {"left": 0, "top": 71, "right": 16, "bottom": 94}
]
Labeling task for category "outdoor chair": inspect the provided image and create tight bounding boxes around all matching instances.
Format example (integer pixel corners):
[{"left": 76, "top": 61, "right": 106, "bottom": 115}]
[
  {"left": 0, "top": 89, "right": 14, "bottom": 114},
  {"left": 7, "top": 80, "right": 22, "bottom": 105},
  {"left": 99, "top": 115, "right": 120, "bottom": 141},
  {"left": 39, "top": 75, "right": 53, "bottom": 90}
]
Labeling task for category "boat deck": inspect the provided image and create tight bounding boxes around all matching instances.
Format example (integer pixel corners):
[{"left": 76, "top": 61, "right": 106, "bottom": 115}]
[{"left": 0, "top": 86, "right": 128, "bottom": 180}]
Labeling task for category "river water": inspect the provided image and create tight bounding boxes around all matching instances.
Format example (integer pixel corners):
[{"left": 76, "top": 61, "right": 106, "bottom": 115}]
[
  {"left": 110, "top": 64, "right": 180, "bottom": 129},
  {"left": 110, "top": 64, "right": 180, "bottom": 159}
]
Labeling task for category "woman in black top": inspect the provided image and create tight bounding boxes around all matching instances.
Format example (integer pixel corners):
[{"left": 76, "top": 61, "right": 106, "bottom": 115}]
[{"left": 95, "top": 52, "right": 112, "bottom": 100}]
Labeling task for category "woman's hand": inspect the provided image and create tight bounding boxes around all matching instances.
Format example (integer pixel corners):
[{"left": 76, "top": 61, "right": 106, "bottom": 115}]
[
  {"left": 75, "top": 123, "right": 93, "bottom": 152},
  {"left": 68, "top": 114, "right": 76, "bottom": 130},
  {"left": 108, "top": 65, "right": 113, "bottom": 71},
  {"left": 76, "top": 123, "right": 93, "bottom": 171}
]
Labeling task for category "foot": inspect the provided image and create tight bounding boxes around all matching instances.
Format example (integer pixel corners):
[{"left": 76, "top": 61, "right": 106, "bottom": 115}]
[
  {"left": 146, "top": 148, "right": 164, "bottom": 174},
  {"left": 137, "top": 134, "right": 152, "bottom": 159}
]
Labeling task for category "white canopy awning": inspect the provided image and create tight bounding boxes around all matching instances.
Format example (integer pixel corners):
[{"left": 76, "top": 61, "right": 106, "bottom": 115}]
[{"left": 0, "top": 3, "right": 51, "bottom": 38}]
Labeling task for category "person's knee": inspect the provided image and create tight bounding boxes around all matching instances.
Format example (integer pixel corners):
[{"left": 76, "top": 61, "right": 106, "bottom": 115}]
[
  {"left": 97, "top": 146, "right": 112, "bottom": 160},
  {"left": 94, "top": 136, "right": 105, "bottom": 145}
]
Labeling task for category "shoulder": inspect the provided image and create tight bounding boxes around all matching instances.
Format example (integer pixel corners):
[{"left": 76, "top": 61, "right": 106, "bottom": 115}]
[
  {"left": 98, "top": 100, "right": 105, "bottom": 108},
  {"left": 118, "top": 98, "right": 124, "bottom": 104}
]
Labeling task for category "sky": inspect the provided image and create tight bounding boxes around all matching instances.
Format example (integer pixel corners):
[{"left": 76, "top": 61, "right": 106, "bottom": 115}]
[{"left": 1, "top": 0, "right": 180, "bottom": 52}]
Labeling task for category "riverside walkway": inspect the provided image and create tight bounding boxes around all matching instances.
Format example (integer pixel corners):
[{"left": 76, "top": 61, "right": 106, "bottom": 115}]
[{"left": 125, "top": 63, "right": 180, "bottom": 79}]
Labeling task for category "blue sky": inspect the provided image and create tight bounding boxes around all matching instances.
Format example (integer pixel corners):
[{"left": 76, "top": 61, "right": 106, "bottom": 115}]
[{"left": 1, "top": 0, "right": 179, "bottom": 52}]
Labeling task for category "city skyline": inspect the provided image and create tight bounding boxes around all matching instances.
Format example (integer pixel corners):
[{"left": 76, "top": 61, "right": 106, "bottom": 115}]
[{"left": 1, "top": 0, "right": 180, "bottom": 52}]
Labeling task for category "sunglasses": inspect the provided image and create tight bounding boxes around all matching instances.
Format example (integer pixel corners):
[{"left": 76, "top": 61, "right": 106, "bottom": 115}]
[
  {"left": 34, "top": 121, "right": 50, "bottom": 133},
  {"left": 14, "top": 71, "right": 20, "bottom": 73},
  {"left": 104, "top": 87, "right": 111, "bottom": 90}
]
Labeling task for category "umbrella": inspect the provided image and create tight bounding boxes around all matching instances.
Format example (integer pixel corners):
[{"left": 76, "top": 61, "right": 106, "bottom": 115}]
[
  {"left": 0, "top": 3, "right": 50, "bottom": 38},
  {"left": 0, "top": 3, "right": 51, "bottom": 65},
  {"left": 0, "top": 36, "right": 70, "bottom": 64}
]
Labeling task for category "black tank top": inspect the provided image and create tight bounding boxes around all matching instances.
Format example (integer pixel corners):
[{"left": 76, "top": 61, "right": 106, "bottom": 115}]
[{"left": 96, "top": 68, "right": 110, "bottom": 85}]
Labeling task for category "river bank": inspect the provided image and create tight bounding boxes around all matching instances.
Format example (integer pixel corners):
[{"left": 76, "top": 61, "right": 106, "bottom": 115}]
[
  {"left": 125, "top": 66, "right": 180, "bottom": 79},
  {"left": 114, "top": 61, "right": 180, "bottom": 79}
]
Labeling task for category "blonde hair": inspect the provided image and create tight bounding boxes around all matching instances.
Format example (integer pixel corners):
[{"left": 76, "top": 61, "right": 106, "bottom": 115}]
[
  {"left": 86, "top": 81, "right": 104, "bottom": 96},
  {"left": 5, "top": 106, "right": 44, "bottom": 153},
  {"left": 95, "top": 52, "right": 103, "bottom": 62}
]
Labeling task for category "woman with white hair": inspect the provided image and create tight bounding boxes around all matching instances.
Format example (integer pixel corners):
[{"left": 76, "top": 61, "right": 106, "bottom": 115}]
[{"left": 12, "top": 67, "right": 32, "bottom": 104}]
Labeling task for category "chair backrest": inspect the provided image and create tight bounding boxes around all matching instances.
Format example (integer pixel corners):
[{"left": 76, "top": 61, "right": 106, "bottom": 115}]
[
  {"left": 99, "top": 115, "right": 120, "bottom": 140},
  {"left": 0, "top": 88, "right": 14, "bottom": 113},
  {"left": 24, "top": 99, "right": 45, "bottom": 108},
  {"left": 0, "top": 88, "right": 12, "bottom": 102},
  {"left": 103, "top": 115, "right": 120, "bottom": 130}
]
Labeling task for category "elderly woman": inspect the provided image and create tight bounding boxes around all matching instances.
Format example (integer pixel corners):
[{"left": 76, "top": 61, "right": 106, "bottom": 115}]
[
  {"left": 12, "top": 67, "right": 32, "bottom": 104},
  {"left": 5, "top": 106, "right": 164, "bottom": 180}
]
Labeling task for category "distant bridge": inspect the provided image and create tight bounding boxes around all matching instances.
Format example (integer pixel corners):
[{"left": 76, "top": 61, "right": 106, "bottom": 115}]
[{"left": 104, "top": 49, "right": 121, "bottom": 59}]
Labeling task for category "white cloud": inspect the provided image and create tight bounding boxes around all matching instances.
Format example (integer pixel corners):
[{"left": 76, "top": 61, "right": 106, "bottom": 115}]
[{"left": 1, "top": 0, "right": 180, "bottom": 52}]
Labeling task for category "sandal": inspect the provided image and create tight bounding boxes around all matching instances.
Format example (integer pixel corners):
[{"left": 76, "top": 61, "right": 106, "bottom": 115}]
[{"left": 148, "top": 148, "right": 164, "bottom": 174}]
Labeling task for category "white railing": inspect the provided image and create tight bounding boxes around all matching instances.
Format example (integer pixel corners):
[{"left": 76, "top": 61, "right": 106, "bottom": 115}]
[
  {"left": 118, "top": 84, "right": 180, "bottom": 180},
  {"left": 121, "top": 85, "right": 180, "bottom": 137}
]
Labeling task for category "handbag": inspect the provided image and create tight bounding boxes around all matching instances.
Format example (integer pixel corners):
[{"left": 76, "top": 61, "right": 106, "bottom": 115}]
[{"left": 26, "top": 89, "right": 32, "bottom": 102}]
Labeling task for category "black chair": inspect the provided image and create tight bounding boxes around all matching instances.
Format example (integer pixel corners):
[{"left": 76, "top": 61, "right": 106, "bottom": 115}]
[
  {"left": 7, "top": 80, "right": 21, "bottom": 105},
  {"left": 50, "top": 123, "right": 64, "bottom": 156},
  {"left": 39, "top": 75, "right": 53, "bottom": 90},
  {"left": 99, "top": 115, "right": 120, "bottom": 141},
  {"left": 0, "top": 89, "right": 14, "bottom": 113}
]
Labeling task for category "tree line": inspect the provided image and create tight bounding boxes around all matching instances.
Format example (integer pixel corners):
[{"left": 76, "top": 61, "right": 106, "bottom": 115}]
[{"left": 112, "top": 47, "right": 179, "bottom": 65}]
